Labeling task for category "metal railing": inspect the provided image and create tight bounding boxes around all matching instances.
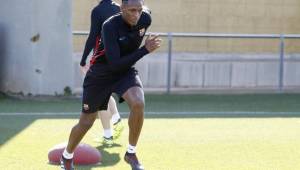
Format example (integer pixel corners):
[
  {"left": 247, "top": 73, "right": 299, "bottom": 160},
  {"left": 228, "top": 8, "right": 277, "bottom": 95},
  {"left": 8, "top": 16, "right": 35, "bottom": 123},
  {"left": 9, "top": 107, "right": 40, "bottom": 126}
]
[{"left": 73, "top": 31, "right": 300, "bottom": 93}]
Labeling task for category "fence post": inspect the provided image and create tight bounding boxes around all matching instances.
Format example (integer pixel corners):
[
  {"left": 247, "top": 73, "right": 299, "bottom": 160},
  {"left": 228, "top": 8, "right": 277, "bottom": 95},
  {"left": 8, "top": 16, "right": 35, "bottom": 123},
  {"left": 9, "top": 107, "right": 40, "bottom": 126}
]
[
  {"left": 278, "top": 34, "right": 285, "bottom": 92},
  {"left": 167, "top": 32, "right": 173, "bottom": 94}
]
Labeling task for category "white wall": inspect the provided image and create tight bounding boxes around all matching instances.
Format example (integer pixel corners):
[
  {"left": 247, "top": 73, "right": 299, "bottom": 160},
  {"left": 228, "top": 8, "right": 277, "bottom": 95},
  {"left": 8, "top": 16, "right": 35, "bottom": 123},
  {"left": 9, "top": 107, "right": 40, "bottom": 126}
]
[
  {"left": 73, "top": 52, "right": 300, "bottom": 93},
  {"left": 0, "top": 0, "right": 73, "bottom": 95}
]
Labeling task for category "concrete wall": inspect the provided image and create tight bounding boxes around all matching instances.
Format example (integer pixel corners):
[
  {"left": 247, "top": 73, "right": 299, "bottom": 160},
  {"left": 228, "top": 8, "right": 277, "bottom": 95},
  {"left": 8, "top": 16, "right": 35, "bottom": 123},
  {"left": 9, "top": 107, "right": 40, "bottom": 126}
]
[
  {"left": 71, "top": 0, "right": 300, "bottom": 93},
  {"left": 1, "top": 1, "right": 298, "bottom": 95},
  {"left": 72, "top": 0, "right": 300, "bottom": 53},
  {"left": 0, "top": 0, "right": 73, "bottom": 95},
  {"left": 73, "top": 53, "right": 300, "bottom": 93},
  {"left": 137, "top": 53, "right": 300, "bottom": 90}
]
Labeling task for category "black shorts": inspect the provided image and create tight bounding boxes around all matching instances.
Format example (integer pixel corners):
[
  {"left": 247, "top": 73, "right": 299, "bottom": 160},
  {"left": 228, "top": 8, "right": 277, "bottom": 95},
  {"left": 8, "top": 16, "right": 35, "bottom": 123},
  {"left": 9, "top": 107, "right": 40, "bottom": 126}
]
[{"left": 81, "top": 68, "right": 143, "bottom": 114}]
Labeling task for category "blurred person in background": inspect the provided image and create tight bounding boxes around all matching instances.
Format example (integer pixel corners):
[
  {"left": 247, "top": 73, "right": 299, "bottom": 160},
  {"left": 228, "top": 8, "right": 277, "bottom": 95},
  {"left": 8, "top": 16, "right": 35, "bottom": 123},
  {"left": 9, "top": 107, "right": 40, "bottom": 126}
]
[{"left": 79, "top": 0, "right": 124, "bottom": 147}]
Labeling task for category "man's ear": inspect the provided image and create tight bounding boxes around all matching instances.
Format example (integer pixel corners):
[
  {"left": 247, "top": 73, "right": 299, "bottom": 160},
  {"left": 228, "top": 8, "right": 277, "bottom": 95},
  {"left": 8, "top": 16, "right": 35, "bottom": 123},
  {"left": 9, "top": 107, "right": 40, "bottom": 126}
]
[{"left": 120, "top": 4, "right": 125, "bottom": 12}]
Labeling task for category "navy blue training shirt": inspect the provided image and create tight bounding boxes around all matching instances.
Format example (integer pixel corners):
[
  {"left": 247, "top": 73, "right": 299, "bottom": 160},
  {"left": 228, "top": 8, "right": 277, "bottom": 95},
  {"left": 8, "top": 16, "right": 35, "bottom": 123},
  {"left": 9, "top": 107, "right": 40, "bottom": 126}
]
[
  {"left": 80, "top": 0, "right": 120, "bottom": 66},
  {"left": 93, "top": 11, "right": 152, "bottom": 74}
]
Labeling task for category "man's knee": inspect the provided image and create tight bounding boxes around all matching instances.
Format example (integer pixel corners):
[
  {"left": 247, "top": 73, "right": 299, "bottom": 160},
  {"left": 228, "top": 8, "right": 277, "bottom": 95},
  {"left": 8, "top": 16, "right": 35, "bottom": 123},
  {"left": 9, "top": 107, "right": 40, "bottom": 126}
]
[
  {"left": 79, "top": 114, "right": 97, "bottom": 129},
  {"left": 130, "top": 99, "right": 145, "bottom": 113},
  {"left": 79, "top": 119, "right": 95, "bottom": 130}
]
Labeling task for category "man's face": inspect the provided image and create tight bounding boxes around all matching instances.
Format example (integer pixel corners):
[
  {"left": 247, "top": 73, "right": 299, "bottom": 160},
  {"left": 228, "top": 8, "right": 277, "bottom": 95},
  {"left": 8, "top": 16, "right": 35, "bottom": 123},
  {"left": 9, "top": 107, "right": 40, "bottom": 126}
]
[{"left": 121, "top": 0, "right": 143, "bottom": 26}]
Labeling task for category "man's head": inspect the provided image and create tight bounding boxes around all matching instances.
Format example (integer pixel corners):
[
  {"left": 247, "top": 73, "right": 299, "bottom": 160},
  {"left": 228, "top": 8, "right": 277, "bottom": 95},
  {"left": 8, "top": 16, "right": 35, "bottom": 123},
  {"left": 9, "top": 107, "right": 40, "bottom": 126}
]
[{"left": 121, "top": 0, "right": 144, "bottom": 26}]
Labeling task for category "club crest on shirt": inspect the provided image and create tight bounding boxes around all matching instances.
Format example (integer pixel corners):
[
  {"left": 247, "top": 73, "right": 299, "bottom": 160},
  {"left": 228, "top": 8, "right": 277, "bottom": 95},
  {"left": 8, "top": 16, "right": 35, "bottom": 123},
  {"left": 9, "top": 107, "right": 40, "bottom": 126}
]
[
  {"left": 139, "top": 28, "right": 146, "bottom": 36},
  {"left": 83, "top": 104, "right": 89, "bottom": 111},
  {"left": 119, "top": 36, "right": 126, "bottom": 41}
]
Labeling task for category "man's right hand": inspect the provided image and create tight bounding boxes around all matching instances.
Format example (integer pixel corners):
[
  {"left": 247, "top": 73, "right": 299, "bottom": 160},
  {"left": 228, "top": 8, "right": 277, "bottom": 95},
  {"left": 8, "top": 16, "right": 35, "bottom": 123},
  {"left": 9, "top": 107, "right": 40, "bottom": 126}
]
[
  {"left": 80, "top": 64, "right": 90, "bottom": 75},
  {"left": 145, "top": 34, "right": 162, "bottom": 53},
  {"left": 80, "top": 60, "right": 86, "bottom": 67}
]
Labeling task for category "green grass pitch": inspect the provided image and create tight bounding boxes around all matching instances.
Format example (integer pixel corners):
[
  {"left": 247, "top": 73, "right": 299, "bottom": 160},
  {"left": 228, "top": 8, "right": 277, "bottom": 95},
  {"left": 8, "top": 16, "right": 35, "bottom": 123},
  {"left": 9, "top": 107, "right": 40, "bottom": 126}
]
[
  {"left": 1, "top": 94, "right": 300, "bottom": 169},
  {"left": 0, "top": 114, "right": 300, "bottom": 170}
]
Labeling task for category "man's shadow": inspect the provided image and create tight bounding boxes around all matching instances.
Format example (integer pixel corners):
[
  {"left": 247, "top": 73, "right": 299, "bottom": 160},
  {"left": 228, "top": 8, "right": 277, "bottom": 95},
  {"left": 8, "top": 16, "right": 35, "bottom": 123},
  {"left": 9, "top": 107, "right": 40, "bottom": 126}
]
[
  {"left": 97, "top": 143, "right": 122, "bottom": 167},
  {"left": 76, "top": 143, "right": 123, "bottom": 169}
]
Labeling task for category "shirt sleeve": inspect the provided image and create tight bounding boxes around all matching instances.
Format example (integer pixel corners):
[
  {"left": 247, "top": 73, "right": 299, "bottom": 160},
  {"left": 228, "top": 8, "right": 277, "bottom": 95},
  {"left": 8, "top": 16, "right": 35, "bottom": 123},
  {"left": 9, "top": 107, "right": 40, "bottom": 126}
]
[
  {"left": 102, "top": 22, "right": 149, "bottom": 73},
  {"left": 80, "top": 9, "right": 101, "bottom": 66}
]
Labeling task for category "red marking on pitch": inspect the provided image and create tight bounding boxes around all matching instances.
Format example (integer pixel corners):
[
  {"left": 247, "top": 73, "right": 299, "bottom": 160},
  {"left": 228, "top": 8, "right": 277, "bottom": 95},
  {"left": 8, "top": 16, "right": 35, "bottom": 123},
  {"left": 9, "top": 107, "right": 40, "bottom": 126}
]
[{"left": 48, "top": 143, "right": 101, "bottom": 165}]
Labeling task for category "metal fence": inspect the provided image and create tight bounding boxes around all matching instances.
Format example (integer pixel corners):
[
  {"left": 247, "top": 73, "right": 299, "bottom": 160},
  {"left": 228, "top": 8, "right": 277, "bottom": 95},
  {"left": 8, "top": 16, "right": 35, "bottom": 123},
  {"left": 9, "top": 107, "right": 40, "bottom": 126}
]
[{"left": 73, "top": 31, "right": 300, "bottom": 93}]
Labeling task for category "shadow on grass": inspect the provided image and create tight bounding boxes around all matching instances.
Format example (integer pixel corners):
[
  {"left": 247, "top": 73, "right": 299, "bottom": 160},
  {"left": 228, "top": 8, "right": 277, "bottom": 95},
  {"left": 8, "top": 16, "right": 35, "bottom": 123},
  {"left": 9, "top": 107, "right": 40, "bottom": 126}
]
[
  {"left": 95, "top": 144, "right": 122, "bottom": 167},
  {"left": 74, "top": 144, "right": 122, "bottom": 169},
  {"left": 0, "top": 116, "right": 39, "bottom": 147},
  {"left": 0, "top": 115, "right": 78, "bottom": 147}
]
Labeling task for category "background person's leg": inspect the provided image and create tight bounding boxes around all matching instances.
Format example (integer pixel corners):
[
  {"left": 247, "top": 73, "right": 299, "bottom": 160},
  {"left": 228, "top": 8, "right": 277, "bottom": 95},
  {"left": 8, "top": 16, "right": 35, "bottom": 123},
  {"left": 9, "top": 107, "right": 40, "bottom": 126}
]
[
  {"left": 98, "top": 110, "right": 112, "bottom": 135},
  {"left": 108, "top": 96, "right": 124, "bottom": 138},
  {"left": 109, "top": 96, "right": 121, "bottom": 124},
  {"left": 98, "top": 110, "right": 114, "bottom": 145}
]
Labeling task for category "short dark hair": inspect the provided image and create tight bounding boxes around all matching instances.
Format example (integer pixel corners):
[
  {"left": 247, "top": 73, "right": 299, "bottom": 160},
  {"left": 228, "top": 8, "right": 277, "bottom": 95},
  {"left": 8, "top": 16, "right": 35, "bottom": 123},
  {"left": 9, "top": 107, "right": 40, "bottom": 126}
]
[{"left": 122, "top": 0, "right": 144, "bottom": 4}]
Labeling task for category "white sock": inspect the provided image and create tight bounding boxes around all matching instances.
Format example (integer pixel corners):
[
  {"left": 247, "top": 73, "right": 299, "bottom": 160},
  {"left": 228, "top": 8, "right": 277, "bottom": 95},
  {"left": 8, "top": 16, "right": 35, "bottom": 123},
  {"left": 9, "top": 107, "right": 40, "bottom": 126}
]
[
  {"left": 63, "top": 148, "right": 74, "bottom": 159},
  {"left": 103, "top": 129, "right": 113, "bottom": 138},
  {"left": 127, "top": 144, "right": 136, "bottom": 154},
  {"left": 112, "top": 113, "right": 121, "bottom": 125}
]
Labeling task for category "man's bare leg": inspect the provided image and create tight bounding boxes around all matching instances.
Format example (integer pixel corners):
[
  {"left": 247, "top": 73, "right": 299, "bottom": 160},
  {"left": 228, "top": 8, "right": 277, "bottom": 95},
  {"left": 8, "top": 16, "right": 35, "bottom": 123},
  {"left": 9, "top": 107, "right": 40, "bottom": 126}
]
[
  {"left": 61, "top": 112, "right": 98, "bottom": 170},
  {"left": 65, "top": 112, "right": 98, "bottom": 154},
  {"left": 122, "top": 86, "right": 145, "bottom": 170},
  {"left": 122, "top": 86, "right": 144, "bottom": 147}
]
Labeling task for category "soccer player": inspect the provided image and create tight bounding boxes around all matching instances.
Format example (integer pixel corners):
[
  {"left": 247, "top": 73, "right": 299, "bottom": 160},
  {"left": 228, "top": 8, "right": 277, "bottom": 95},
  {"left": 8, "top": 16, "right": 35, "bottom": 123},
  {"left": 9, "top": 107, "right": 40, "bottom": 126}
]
[
  {"left": 61, "top": 0, "right": 161, "bottom": 169},
  {"left": 79, "top": 0, "right": 123, "bottom": 146}
]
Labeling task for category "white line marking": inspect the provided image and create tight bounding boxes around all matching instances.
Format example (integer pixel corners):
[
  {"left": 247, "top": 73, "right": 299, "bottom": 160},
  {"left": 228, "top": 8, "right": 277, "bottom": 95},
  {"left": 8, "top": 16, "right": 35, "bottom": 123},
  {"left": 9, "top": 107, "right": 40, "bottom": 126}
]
[{"left": 0, "top": 111, "right": 299, "bottom": 116}]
